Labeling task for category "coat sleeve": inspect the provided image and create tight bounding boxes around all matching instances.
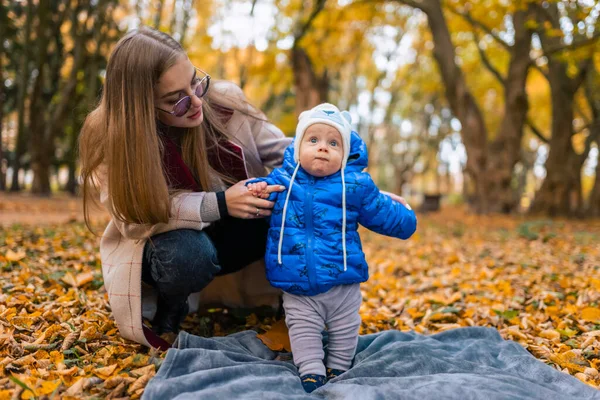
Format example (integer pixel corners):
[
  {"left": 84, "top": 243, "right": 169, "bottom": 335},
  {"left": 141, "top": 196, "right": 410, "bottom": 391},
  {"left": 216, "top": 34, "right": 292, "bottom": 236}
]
[
  {"left": 97, "top": 168, "right": 211, "bottom": 241},
  {"left": 250, "top": 117, "right": 292, "bottom": 169},
  {"left": 357, "top": 173, "right": 417, "bottom": 239}
]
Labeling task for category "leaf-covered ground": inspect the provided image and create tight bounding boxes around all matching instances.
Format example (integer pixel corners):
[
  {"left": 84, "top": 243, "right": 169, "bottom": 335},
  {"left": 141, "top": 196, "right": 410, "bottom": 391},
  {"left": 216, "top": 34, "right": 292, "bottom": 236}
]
[{"left": 1, "top": 206, "right": 600, "bottom": 399}]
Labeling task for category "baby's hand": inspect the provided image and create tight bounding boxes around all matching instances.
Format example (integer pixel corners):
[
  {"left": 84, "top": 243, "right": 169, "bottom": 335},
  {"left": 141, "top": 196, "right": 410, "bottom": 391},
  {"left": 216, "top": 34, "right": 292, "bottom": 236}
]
[{"left": 247, "top": 181, "right": 270, "bottom": 199}]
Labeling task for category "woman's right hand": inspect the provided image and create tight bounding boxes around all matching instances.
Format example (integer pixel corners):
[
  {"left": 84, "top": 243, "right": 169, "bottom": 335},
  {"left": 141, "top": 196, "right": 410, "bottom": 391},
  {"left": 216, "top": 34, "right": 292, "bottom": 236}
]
[{"left": 224, "top": 179, "right": 285, "bottom": 219}]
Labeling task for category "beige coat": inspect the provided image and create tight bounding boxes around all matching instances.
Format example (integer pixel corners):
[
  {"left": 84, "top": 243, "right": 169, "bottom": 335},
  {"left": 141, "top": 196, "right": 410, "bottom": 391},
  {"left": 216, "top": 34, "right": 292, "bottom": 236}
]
[{"left": 99, "top": 81, "right": 291, "bottom": 347}]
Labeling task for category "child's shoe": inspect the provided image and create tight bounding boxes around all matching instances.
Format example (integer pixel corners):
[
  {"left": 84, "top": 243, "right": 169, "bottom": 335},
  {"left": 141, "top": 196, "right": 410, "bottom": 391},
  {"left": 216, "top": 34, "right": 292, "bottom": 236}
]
[
  {"left": 300, "top": 374, "right": 326, "bottom": 393},
  {"left": 326, "top": 368, "right": 346, "bottom": 380}
]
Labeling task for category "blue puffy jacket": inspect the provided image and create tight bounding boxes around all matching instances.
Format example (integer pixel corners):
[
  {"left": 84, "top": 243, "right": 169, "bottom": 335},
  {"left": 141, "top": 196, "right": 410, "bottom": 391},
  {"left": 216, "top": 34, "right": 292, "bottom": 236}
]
[{"left": 254, "top": 131, "right": 417, "bottom": 296}]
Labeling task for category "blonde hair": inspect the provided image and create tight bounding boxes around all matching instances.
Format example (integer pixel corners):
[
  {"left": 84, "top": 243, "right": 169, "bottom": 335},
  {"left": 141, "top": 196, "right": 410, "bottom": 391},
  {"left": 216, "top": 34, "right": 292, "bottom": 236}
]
[{"left": 79, "top": 27, "right": 250, "bottom": 231}]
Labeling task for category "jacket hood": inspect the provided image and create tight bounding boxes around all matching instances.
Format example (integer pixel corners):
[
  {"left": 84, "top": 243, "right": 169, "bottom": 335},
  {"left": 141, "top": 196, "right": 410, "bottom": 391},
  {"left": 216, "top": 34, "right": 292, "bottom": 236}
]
[{"left": 282, "top": 131, "right": 368, "bottom": 177}]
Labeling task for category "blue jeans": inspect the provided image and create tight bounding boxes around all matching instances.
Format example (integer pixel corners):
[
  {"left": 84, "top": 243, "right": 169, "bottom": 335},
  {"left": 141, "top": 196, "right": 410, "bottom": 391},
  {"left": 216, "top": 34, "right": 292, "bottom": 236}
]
[
  {"left": 142, "top": 218, "right": 269, "bottom": 334},
  {"left": 142, "top": 230, "right": 220, "bottom": 334}
]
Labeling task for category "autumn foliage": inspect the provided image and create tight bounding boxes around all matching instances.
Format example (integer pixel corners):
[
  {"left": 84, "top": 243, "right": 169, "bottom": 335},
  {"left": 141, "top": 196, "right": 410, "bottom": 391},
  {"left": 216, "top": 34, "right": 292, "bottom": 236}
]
[{"left": 1, "top": 206, "right": 599, "bottom": 398}]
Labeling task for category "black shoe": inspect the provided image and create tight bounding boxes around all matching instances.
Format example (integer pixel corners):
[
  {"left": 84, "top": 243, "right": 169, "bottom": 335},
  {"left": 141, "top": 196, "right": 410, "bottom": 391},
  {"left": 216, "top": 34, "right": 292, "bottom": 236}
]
[
  {"left": 326, "top": 368, "right": 346, "bottom": 380},
  {"left": 300, "top": 374, "right": 326, "bottom": 393},
  {"left": 152, "top": 299, "right": 189, "bottom": 335}
]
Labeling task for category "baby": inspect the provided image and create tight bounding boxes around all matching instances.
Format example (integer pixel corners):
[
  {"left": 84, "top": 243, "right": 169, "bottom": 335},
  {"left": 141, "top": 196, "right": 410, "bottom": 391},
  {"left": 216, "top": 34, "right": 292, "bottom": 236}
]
[{"left": 248, "top": 103, "right": 417, "bottom": 393}]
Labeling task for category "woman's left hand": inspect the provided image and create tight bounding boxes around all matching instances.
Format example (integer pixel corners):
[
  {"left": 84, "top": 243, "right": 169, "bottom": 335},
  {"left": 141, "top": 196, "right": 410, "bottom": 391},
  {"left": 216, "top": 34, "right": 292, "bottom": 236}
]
[{"left": 225, "top": 179, "right": 285, "bottom": 219}]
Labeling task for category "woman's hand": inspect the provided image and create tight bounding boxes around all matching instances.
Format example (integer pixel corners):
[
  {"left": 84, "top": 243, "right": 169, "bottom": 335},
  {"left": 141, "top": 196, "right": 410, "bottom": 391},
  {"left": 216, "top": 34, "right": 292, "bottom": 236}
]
[
  {"left": 380, "top": 190, "right": 412, "bottom": 210},
  {"left": 224, "top": 179, "right": 286, "bottom": 219}
]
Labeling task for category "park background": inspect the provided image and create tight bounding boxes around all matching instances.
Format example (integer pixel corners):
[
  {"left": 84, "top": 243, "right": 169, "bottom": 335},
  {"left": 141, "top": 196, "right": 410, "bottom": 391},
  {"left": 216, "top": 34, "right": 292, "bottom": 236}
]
[{"left": 1, "top": 0, "right": 600, "bottom": 398}]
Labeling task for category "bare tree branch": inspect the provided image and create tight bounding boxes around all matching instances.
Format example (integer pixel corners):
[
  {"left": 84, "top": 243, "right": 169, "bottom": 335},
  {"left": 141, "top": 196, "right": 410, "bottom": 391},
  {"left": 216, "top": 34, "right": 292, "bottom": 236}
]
[
  {"left": 530, "top": 56, "right": 550, "bottom": 80},
  {"left": 578, "top": 123, "right": 600, "bottom": 163},
  {"left": 584, "top": 71, "right": 600, "bottom": 121},
  {"left": 446, "top": 3, "right": 511, "bottom": 51},
  {"left": 396, "top": 0, "right": 428, "bottom": 10},
  {"left": 573, "top": 120, "right": 598, "bottom": 135},
  {"left": 472, "top": 30, "right": 505, "bottom": 85},
  {"left": 153, "top": 0, "right": 163, "bottom": 29},
  {"left": 575, "top": 105, "right": 592, "bottom": 127},
  {"left": 293, "top": 0, "right": 326, "bottom": 46},
  {"left": 542, "top": 32, "right": 600, "bottom": 58},
  {"left": 343, "top": 0, "right": 382, "bottom": 10},
  {"left": 447, "top": 4, "right": 551, "bottom": 81},
  {"left": 526, "top": 118, "right": 549, "bottom": 143},
  {"left": 571, "top": 58, "right": 594, "bottom": 94}
]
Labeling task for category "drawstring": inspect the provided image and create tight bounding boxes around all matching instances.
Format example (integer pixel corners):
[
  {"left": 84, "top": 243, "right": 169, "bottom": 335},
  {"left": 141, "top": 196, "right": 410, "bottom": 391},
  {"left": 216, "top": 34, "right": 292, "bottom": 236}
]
[
  {"left": 278, "top": 163, "right": 301, "bottom": 265},
  {"left": 278, "top": 163, "right": 347, "bottom": 272},
  {"left": 342, "top": 169, "right": 347, "bottom": 271}
]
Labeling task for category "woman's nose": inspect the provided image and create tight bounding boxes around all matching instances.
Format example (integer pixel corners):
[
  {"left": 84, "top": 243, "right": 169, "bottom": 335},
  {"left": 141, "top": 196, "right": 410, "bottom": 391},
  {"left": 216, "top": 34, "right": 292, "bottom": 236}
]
[{"left": 191, "top": 93, "right": 203, "bottom": 107}]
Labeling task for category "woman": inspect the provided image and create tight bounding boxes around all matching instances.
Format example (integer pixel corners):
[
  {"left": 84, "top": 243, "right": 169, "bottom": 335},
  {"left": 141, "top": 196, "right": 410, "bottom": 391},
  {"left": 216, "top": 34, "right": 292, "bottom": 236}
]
[{"left": 79, "top": 26, "right": 291, "bottom": 348}]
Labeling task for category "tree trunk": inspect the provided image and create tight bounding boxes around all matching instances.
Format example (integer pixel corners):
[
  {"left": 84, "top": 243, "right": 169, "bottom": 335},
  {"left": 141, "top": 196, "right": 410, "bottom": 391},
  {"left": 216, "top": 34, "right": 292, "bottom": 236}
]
[
  {"left": 169, "top": 0, "right": 178, "bottom": 35},
  {"left": 29, "top": 0, "right": 51, "bottom": 196},
  {"left": 584, "top": 67, "right": 600, "bottom": 217},
  {"left": 0, "top": 4, "right": 5, "bottom": 191},
  {"left": 179, "top": 0, "right": 193, "bottom": 46},
  {"left": 589, "top": 157, "right": 600, "bottom": 217},
  {"left": 11, "top": 1, "right": 34, "bottom": 192},
  {"left": 529, "top": 3, "right": 590, "bottom": 216},
  {"left": 291, "top": 46, "right": 328, "bottom": 116},
  {"left": 0, "top": 73, "right": 4, "bottom": 192},
  {"left": 529, "top": 67, "right": 580, "bottom": 216},
  {"left": 31, "top": 145, "right": 52, "bottom": 194},
  {"left": 38, "top": 32, "right": 86, "bottom": 195},
  {"left": 337, "top": 49, "right": 361, "bottom": 111},
  {"left": 394, "top": 164, "right": 413, "bottom": 195},
  {"left": 64, "top": 0, "right": 112, "bottom": 195},
  {"left": 64, "top": 122, "right": 78, "bottom": 195},
  {"left": 422, "top": 1, "right": 487, "bottom": 212},
  {"left": 153, "top": 0, "right": 164, "bottom": 29},
  {"left": 406, "top": 0, "right": 532, "bottom": 213},
  {"left": 386, "top": 89, "right": 413, "bottom": 194},
  {"left": 290, "top": 0, "right": 327, "bottom": 116},
  {"left": 485, "top": 9, "right": 532, "bottom": 213},
  {"left": 33, "top": 0, "right": 104, "bottom": 195},
  {"left": 64, "top": 54, "right": 99, "bottom": 195},
  {"left": 361, "top": 72, "right": 391, "bottom": 163}
]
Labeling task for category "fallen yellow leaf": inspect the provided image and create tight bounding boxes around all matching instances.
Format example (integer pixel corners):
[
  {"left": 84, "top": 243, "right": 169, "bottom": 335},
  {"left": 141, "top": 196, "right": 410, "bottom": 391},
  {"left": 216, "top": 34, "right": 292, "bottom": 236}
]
[
  {"left": 5, "top": 249, "right": 26, "bottom": 262},
  {"left": 61, "top": 272, "right": 78, "bottom": 287},
  {"left": 93, "top": 364, "right": 118, "bottom": 378},
  {"left": 75, "top": 271, "right": 94, "bottom": 287},
  {"left": 581, "top": 307, "right": 600, "bottom": 323},
  {"left": 37, "top": 380, "right": 61, "bottom": 395},
  {"left": 257, "top": 319, "right": 291, "bottom": 352},
  {"left": 549, "top": 350, "right": 590, "bottom": 373},
  {"left": 130, "top": 364, "right": 155, "bottom": 377}
]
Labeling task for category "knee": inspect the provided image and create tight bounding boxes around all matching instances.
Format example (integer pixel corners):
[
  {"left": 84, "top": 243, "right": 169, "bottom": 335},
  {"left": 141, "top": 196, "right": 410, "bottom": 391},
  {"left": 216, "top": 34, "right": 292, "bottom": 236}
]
[
  {"left": 327, "top": 313, "right": 362, "bottom": 335},
  {"left": 145, "top": 229, "right": 221, "bottom": 288},
  {"left": 285, "top": 312, "right": 324, "bottom": 335}
]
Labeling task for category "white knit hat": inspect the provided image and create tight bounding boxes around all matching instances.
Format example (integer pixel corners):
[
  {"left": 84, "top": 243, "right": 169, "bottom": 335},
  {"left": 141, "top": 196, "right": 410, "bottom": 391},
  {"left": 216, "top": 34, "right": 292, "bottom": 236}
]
[
  {"left": 294, "top": 103, "right": 353, "bottom": 168},
  {"left": 278, "top": 103, "right": 354, "bottom": 273}
]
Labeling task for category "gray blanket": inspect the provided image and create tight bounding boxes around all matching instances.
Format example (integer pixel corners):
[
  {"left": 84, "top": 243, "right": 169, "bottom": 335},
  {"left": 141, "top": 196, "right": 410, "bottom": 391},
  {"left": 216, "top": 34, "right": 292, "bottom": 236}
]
[{"left": 142, "top": 327, "right": 600, "bottom": 399}]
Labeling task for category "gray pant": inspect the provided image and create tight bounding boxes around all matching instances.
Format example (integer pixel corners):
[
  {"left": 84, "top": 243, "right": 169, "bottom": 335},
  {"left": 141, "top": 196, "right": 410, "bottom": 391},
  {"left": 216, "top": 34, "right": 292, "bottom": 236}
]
[{"left": 283, "top": 284, "right": 362, "bottom": 376}]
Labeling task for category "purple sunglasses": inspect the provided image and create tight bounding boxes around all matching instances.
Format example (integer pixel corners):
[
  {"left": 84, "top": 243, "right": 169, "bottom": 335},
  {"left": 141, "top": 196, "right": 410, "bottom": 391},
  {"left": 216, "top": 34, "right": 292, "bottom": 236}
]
[{"left": 156, "top": 68, "right": 211, "bottom": 117}]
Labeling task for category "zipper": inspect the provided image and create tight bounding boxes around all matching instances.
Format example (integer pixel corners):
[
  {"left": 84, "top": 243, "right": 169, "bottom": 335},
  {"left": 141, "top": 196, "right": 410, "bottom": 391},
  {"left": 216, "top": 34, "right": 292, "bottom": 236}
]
[{"left": 305, "top": 177, "right": 317, "bottom": 293}]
